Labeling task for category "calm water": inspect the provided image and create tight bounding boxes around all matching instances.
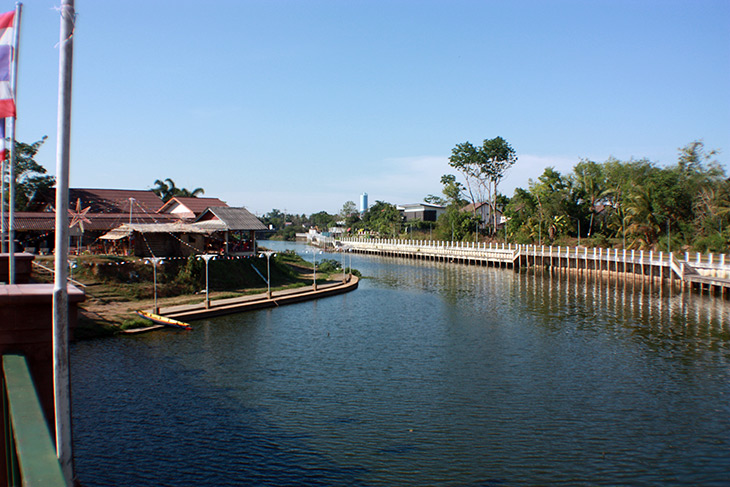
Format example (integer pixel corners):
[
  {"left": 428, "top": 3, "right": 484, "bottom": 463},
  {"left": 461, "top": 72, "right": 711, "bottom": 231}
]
[{"left": 72, "top": 240, "right": 730, "bottom": 486}]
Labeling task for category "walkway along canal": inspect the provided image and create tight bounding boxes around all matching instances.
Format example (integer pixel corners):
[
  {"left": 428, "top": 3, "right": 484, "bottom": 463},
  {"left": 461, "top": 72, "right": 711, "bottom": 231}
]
[
  {"left": 154, "top": 275, "right": 359, "bottom": 322},
  {"left": 337, "top": 237, "right": 730, "bottom": 297}
]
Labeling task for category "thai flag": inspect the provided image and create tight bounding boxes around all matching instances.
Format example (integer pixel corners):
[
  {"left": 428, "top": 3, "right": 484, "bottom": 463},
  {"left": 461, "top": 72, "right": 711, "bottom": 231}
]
[{"left": 0, "top": 10, "right": 15, "bottom": 119}]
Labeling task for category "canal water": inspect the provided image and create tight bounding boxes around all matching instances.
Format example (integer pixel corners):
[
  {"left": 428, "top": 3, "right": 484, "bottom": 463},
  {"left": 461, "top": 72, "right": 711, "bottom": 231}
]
[{"left": 71, "top": 240, "right": 730, "bottom": 486}]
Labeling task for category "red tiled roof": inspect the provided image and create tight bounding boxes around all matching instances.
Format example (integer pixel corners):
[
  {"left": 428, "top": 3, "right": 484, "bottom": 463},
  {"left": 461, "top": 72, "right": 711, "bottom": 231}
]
[
  {"left": 4, "top": 212, "right": 180, "bottom": 232},
  {"left": 69, "top": 188, "right": 165, "bottom": 214}
]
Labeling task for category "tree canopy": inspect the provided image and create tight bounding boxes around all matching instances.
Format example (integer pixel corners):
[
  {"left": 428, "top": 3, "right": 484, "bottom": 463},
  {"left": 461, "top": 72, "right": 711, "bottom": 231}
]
[
  {"left": 501, "top": 140, "right": 728, "bottom": 251},
  {"left": 448, "top": 136, "right": 517, "bottom": 234},
  {"left": 3, "top": 137, "right": 54, "bottom": 211}
]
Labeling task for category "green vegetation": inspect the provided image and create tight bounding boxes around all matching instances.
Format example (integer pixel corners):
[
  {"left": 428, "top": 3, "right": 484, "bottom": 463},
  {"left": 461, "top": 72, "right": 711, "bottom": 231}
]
[
  {"left": 448, "top": 136, "right": 517, "bottom": 234},
  {"left": 5, "top": 137, "right": 54, "bottom": 211},
  {"left": 502, "top": 140, "right": 728, "bottom": 251},
  {"left": 151, "top": 178, "right": 205, "bottom": 202},
  {"left": 279, "top": 138, "right": 726, "bottom": 254}
]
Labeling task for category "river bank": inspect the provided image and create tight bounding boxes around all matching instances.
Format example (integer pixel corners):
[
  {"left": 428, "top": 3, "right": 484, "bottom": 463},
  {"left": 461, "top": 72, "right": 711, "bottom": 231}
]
[{"left": 33, "top": 248, "right": 358, "bottom": 339}]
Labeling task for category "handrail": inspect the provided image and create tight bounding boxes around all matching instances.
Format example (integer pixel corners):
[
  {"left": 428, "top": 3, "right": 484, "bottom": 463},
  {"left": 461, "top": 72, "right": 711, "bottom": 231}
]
[
  {"left": 2, "top": 354, "right": 66, "bottom": 486},
  {"left": 31, "top": 261, "right": 86, "bottom": 288}
]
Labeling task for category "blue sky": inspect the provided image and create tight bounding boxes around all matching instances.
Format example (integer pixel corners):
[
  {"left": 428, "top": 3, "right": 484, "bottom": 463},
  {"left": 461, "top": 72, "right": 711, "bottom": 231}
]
[{"left": 13, "top": 0, "right": 730, "bottom": 216}]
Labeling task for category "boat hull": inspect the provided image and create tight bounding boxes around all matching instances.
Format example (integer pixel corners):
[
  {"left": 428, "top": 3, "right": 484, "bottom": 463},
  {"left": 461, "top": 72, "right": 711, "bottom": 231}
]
[{"left": 135, "top": 310, "right": 192, "bottom": 330}]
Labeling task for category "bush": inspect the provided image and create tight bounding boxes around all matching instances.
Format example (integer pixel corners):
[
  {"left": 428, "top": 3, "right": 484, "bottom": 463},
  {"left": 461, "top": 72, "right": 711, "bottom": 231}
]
[
  {"left": 317, "top": 259, "right": 341, "bottom": 273},
  {"left": 691, "top": 233, "right": 729, "bottom": 254}
]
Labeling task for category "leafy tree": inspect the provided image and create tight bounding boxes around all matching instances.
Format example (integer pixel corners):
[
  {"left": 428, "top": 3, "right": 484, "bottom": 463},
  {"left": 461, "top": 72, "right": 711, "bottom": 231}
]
[
  {"left": 448, "top": 136, "right": 517, "bottom": 235},
  {"left": 504, "top": 187, "right": 538, "bottom": 243},
  {"left": 440, "top": 174, "right": 467, "bottom": 206},
  {"left": 423, "top": 194, "right": 446, "bottom": 206},
  {"left": 481, "top": 137, "right": 518, "bottom": 232},
  {"left": 309, "top": 211, "right": 335, "bottom": 230},
  {"left": 528, "top": 167, "right": 573, "bottom": 244},
  {"left": 339, "top": 200, "right": 358, "bottom": 220},
  {"left": 361, "top": 200, "right": 401, "bottom": 237},
  {"left": 3, "top": 137, "right": 54, "bottom": 211},
  {"left": 434, "top": 174, "right": 480, "bottom": 241},
  {"left": 261, "top": 209, "right": 286, "bottom": 230}
]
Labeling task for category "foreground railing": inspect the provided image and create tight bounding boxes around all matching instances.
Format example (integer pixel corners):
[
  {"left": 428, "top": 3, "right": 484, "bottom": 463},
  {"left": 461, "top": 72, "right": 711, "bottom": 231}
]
[{"left": 1, "top": 354, "right": 65, "bottom": 486}]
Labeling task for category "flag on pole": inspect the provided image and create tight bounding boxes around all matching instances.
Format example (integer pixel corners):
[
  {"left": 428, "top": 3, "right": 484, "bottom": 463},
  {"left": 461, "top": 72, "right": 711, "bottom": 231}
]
[{"left": 0, "top": 10, "right": 15, "bottom": 118}]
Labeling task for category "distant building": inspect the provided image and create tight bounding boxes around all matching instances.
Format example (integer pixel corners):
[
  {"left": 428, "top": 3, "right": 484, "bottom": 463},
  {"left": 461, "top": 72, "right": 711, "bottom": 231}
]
[
  {"left": 398, "top": 203, "right": 446, "bottom": 222},
  {"left": 360, "top": 193, "right": 368, "bottom": 214}
]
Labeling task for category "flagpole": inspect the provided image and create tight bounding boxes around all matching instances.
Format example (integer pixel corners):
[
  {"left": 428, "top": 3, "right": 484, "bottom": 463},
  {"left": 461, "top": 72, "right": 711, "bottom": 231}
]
[
  {"left": 1, "top": 123, "right": 5, "bottom": 253},
  {"left": 6, "top": 2, "right": 20, "bottom": 283},
  {"left": 53, "top": 0, "right": 75, "bottom": 484}
]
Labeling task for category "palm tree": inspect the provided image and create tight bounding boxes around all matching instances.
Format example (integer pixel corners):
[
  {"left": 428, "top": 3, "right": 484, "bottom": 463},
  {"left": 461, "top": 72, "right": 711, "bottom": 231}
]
[
  {"left": 151, "top": 179, "right": 204, "bottom": 202},
  {"left": 152, "top": 178, "right": 178, "bottom": 202},
  {"left": 572, "top": 160, "right": 607, "bottom": 237},
  {"left": 177, "top": 187, "right": 205, "bottom": 198},
  {"left": 624, "top": 184, "right": 662, "bottom": 249}
]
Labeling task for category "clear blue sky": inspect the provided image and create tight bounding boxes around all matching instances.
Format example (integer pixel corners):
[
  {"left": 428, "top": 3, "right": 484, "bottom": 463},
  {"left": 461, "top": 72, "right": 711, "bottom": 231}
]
[{"left": 13, "top": 0, "right": 730, "bottom": 216}]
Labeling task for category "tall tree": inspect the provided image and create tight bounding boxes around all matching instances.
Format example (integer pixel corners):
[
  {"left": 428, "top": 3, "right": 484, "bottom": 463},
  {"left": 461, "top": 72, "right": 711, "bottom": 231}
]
[
  {"left": 571, "top": 159, "right": 606, "bottom": 237},
  {"left": 339, "top": 200, "right": 358, "bottom": 220},
  {"left": 480, "top": 137, "right": 518, "bottom": 233},
  {"left": 362, "top": 200, "right": 401, "bottom": 237},
  {"left": 448, "top": 136, "right": 517, "bottom": 235}
]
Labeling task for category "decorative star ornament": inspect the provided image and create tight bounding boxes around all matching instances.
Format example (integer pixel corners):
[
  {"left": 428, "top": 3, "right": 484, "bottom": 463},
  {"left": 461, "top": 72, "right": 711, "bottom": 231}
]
[{"left": 68, "top": 198, "right": 92, "bottom": 232}]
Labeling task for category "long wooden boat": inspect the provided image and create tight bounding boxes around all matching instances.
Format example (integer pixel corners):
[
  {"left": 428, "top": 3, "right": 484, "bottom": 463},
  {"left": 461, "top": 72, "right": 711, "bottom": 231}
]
[{"left": 135, "top": 310, "right": 192, "bottom": 330}]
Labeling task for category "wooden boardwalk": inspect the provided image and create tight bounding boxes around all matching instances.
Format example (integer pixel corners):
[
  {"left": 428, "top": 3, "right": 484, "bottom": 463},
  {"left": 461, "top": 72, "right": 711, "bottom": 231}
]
[{"left": 337, "top": 238, "right": 730, "bottom": 298}]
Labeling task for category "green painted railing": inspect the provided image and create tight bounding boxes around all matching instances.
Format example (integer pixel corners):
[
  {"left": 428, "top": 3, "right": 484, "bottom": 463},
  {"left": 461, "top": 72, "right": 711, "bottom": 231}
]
[{"left": 1, "top": 354, "right": 66, "bottom": 486}]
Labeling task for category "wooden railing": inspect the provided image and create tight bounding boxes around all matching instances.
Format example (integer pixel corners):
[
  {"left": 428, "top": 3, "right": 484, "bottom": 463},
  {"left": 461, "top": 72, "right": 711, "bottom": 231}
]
[{"left": 1, "top": 354, "right": 66, "bottom": 486}]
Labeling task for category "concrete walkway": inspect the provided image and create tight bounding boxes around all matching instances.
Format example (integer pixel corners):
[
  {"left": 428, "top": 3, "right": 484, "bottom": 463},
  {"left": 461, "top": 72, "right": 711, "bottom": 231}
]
[{"left": 149, "top": 275, "right": 359, "bottom": 322}]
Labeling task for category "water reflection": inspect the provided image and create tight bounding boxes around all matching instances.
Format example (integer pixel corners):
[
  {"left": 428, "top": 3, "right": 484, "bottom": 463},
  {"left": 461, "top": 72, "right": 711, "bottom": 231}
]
[{"left": 72, "top": 241, "right": 730, "bottom": 486}]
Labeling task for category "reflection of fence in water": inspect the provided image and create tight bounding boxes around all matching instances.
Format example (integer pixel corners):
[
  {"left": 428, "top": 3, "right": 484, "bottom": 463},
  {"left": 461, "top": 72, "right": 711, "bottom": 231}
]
[
  {"left": 519, "top": 268, "right": 730, "bottom": 345},
  {"left": 361, "top": 251, "right": 729, "bottom": 342}
]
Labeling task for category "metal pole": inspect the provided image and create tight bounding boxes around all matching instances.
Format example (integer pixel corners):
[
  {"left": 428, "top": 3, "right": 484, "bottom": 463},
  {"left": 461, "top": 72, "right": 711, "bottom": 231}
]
[
  {"left": 52, "top": 1, "right": 75, "bottom": 484},
  {"left": 266, "top": 255, "right": 271, "bottom": 297},
  {"left": 7, "top": 3, "right": 21, "bottom": 282},
  {"left": 205, "top": 258, "right": 209, "bottom": 308},
  {"left": 129, "top": 197, "right": 134, "bottom": 224},
  {"left": 312, "top": 250, "right": 317, "bottom": 290},
  {"left": 153, "top": 262, "right": 158, "bottom": 313},
  {"left": 259, "top": 251, "right": 275, "bottom": 298}
]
